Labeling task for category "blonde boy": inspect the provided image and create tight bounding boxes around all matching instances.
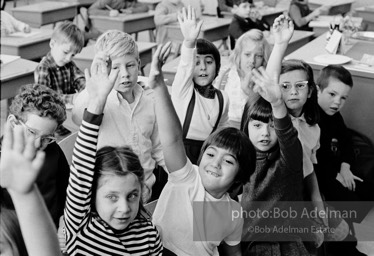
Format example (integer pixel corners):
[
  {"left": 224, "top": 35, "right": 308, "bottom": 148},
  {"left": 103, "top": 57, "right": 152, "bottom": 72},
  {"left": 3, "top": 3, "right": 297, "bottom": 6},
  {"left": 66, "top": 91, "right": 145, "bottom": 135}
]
[{"left": 72, "top": 30, "right": 166, "bottom": 203}]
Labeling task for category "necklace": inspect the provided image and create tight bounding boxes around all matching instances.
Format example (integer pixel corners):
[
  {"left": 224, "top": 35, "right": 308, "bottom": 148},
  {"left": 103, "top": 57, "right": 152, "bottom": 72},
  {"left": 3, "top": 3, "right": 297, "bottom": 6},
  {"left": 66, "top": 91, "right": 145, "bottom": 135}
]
[{"left": 200, "top": 97, "right": 216, "bottom": 121}]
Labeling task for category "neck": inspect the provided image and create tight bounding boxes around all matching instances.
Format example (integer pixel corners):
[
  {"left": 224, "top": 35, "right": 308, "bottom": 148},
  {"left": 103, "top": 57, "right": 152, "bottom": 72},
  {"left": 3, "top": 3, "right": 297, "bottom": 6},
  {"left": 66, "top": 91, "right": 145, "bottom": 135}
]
[{"left": 118, "top": 90, "right": 135, "bottom": 104}]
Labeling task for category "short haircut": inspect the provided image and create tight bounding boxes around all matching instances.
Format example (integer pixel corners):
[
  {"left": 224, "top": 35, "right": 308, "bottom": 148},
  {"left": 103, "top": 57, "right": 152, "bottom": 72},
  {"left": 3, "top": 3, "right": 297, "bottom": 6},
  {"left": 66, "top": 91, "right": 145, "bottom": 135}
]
[
  {"left": 240, "top": 96, "right": 273, "bottom": 135},
  {"left": 281, "top": 59, "right": 319, "bottom": 125},
  {"left": 232, "top": 29, "right": 271, "bottom": 77},
  {"left": 51, "top": 21, "right": 84, "bottom": 53},
  {"left": 317, "top": 65, "right": 353, "bottom": 91},
  {"left": 233, "top": 0, "right": 253, "bottom": 6},
  {"left": 95, "top": 30, "right": 139, "bottom": 61},
  {"left": 9, "top": 84, "right": 66, "bottom": 126},
  {"left": 196, "top": 38, "right": 221, "bottom": 78},
  {"left": 197, "top": 127, "right": 256, "bottom": 188}
]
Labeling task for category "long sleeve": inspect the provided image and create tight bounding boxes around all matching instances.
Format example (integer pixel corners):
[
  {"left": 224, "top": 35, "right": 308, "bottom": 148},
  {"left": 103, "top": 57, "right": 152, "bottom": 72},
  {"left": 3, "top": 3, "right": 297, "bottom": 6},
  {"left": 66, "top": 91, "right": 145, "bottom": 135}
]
[
  {"left": 56, "top": 146, "right": 70, "bottom": 224},
  {"left": 71, "top": 62, "right": 86, "bottom": 92},
  {"left": 89, "top": 0, "right": 113, "bottom": 15},
  {"left": 34, "top": 65, "right": 51, "bottom": 88},
  {"left": 64, "top": 110, "right": 103, "bottom": 250}
]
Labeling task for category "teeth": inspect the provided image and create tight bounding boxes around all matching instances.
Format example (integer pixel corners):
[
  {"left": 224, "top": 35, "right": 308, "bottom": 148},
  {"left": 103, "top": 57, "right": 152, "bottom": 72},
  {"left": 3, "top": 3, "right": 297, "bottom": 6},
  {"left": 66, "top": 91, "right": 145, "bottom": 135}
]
[{"left": 207, "top": 170, "right": 219, "bottom": 177}]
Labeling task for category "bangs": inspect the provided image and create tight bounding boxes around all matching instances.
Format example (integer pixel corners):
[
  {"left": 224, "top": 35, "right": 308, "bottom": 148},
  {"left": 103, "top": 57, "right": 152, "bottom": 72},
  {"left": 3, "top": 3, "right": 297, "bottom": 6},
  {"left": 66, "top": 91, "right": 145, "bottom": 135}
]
[{"left": 248, "top": 97, "right": 273, "bottom": 123}]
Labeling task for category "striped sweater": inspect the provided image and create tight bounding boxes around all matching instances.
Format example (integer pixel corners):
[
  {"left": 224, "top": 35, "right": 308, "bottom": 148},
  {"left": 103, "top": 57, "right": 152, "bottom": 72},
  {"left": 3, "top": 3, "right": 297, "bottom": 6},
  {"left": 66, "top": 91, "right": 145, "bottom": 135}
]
[{"left": 64, "top": 110, "right": 162, "bottom": 256}]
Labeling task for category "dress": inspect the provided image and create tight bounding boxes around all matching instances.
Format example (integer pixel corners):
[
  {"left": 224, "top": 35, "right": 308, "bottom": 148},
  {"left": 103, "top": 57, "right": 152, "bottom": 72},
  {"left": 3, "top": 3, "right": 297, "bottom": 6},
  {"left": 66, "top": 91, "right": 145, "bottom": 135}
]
[
  {"left": 34, "top": 51, "right": 85, "bottom": 94},
  {"left": 64, "top": 110, "right": 162, "bottom": 256},
  {"left": 289, "top": 2, "right": 313, "bottom": 31},
  {"left": 153, "top": 160, "right": 243, "bottom": 256},
  {"left": 72, "top": 84, "right": 166, "bottom": 202}
]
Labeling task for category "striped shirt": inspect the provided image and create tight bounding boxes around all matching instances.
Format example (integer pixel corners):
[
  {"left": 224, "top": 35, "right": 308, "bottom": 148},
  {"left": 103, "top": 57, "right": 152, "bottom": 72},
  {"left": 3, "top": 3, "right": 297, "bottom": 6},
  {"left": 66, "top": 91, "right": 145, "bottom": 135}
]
[{"left": 64, "top": 110, "right": 162, "bottom": 256}]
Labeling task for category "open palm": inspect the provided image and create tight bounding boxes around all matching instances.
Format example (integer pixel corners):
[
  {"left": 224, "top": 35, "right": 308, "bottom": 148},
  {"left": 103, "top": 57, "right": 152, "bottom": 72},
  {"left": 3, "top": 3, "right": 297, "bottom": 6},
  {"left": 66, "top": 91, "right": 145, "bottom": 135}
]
[
  {"left": 0, "top": 124, "right": 45, "bottom": 194},
  {"left": 252, "top": 67, "right": 282, "bottom": 105},
  {"left": 178, "top": 6, "right": 203, "bottom": 42},
  {"left": 273, "top": 14, "right": 294, "bottom": 45}
]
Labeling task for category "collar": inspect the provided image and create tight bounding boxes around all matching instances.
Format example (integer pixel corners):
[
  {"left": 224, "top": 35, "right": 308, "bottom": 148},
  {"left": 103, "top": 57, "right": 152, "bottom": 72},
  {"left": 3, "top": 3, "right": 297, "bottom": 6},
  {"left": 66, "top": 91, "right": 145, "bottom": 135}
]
[
  {"left": 45, "top": 51, "right": 60, "bottom": 69},
  {"left": 194, "top": 83, "right": 217, "bottom": 99},
  {"left": 290, "top": 113, "right": 307, "bottom": 123},
  {"left": 115, "top": 83, "right": 143, "bottom": 105}
]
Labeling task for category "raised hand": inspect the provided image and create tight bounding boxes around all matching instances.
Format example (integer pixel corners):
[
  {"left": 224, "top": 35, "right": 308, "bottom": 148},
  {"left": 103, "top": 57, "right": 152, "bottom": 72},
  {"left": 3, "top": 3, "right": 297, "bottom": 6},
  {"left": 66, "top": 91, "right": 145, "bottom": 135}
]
[
  {"left": 338, "top": 164, "right": 363, "bottom": 191},
  {"left": 148, "top": 42, "right": 172, "bottom": 90},
  {"left": 240, "top": 69, "right": 255, "bottom": 97},
  {"left": 272, "top": 14, "right": 294, "bottom": 45},
  {"left": 0, "top": 123, "right": 45, "bottom": 194},
  {"left": 178, "top": 5, "right": 203, "bottom": 46},
  {"left": 252, "top": 67, "right": 282, "bottom": 106}
]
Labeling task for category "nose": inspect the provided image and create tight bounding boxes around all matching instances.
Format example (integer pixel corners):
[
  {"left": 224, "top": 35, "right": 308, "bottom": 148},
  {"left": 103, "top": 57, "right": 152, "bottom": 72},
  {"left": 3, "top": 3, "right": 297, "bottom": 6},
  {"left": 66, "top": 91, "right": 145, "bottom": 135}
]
[
  {"left": 260, "top": 125, "right": 270, "bottom": 137},
  {"left": 289, "top": 85, "right": 299, "bottom": 95},
  {"left": 200, "top": 61, "right": 206, "bottom": 70},
  {"left": 120, "top": 65, "right": 130, "bottom": 78},
  {"left": 333, "top": 96, "right": 341, "bottom": 106},
  {"left": 211, "top": 155, "right": 221, "bottom": 168},
  {"left": 65, "top": 53, "right": 74, "bottom": 62},
  {"left": 117, "top": 198, "right": 131, "bottom": 213}
]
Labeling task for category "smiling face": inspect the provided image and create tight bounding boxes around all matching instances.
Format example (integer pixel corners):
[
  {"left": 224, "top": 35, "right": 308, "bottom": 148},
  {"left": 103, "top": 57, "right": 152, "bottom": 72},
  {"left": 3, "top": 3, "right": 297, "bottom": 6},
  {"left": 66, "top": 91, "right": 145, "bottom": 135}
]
[
  {"left": 193, "top": 54, "right": 217, "bottom": 87},
  {"left": 50, "top": 40, "right": 77, "bottom": 67},
  {"left": 239, "top": 41, "right": 264, "bottom": 74},
  {"left": 198, "top": 146, "right": 239, "bottom": 199},
  {"left": 111, "top": 54, "right": 139, "bottom": 98},
  {"left": 280, "top": 70, "right": 312, "bottom": 117},
  {"left": 247, "top": 119, "right": 278, "bottom": 152},
  {"left": 95, "top": 173, "right": 141, "bottom": 231},
  {"left": 317, "top": 77, "right": 351, "bottom": 116}
]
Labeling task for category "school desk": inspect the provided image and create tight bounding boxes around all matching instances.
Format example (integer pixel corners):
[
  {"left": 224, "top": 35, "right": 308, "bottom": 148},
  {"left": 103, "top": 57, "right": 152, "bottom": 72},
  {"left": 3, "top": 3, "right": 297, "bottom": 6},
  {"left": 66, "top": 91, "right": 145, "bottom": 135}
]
[
  {"left": 1, "top": 58, "right": 38, "bottom": 100},
  {"left": 165, "top": 17, "right": 231, "bottom": 44},
  {"left": 73, "top": 41, "right": 157, "bottom": 73},
  {"left": 308, "top": 0, "right": 354, "bottom": 15},
  {"left": 1, "top": 29, "right": 53, "bottom": 60},
  {"left": 265, "top": 30, "right": 314, "bottom": 56},
  {"left": 309, "top": 16, "right": 363, "bottom": 37},
  {"left": 137, "top": 0, "right": 161, "bottom": 10},
  {"left": 62, "top": 0, "right": 96, "bottom": 8},
  {"left": 90, "top": 11, "right": 156, "bottom": 41},
  {"left": 286, "top": 33, "right": 374, "bottom": 144},
  {"left": 355, "top": 5, "right": 374, "bottom": 31},
  {"left": 11, "top": 1, "right": 78, "bottom": 28}
]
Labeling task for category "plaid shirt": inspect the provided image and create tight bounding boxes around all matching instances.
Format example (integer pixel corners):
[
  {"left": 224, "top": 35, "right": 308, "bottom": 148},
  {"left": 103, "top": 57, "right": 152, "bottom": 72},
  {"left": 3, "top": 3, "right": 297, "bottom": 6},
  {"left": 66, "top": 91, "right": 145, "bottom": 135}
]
[{"left": 34, "top": 51, "right": 85, "bottom": 94}]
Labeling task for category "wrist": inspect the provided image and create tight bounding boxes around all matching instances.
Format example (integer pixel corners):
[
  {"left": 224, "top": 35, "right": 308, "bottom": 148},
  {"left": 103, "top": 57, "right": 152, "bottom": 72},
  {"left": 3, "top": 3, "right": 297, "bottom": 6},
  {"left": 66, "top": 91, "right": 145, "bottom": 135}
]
[
  {"left": 87, "top": 98, "right": 107, "bottom": 114},
  {"left": 183, "top": 39, "right": 196, "bottom": 48}
]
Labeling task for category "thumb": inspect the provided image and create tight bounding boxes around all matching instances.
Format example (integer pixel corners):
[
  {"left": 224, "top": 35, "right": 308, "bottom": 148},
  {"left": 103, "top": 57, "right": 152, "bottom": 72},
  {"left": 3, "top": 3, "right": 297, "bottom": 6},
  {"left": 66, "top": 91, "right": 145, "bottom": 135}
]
[
  {"left": 32, "top": 151, "right": 45, "bottom": 176},
  {"left": 197, "top": 19, "right": 204, "bottom": 31},
  {"left": 353, "top": 175, "right": 363, "bottom": 182}
]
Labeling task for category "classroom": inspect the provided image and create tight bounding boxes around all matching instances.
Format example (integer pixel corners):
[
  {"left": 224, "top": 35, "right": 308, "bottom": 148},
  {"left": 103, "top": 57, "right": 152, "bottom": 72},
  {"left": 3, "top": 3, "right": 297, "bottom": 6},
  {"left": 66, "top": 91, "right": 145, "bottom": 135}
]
[{"left": 1, "top": 0, "right": 374, "bottom": 255}]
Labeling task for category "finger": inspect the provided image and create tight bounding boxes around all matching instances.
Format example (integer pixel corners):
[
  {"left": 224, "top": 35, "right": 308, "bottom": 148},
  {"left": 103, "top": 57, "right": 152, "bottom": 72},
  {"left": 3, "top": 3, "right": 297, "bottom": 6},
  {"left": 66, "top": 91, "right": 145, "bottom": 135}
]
[
  {"left": 182, "top": 7, "right": 187, "bottom": 21},
  {"left": 197, "top": 19, "right": 204, "bottom": 32},
  {"left": 177, "top": 11, "right": 183, "bottom": 24},
  {"left": 23, "top": 135, "right": 36, "bottom": 160},
  {"left": 188, "top": 5, "right": 192, "bottom": 20},
  {"left": 2, "top": 122, "right": 14, "bottom": 151},
  {"left": 353, "top": 175, "right": 363, "bottom": 182},
  {"left": 160, "top": 42, "right": 172, "bottom": 62},
  {"left": 108, "top": 68, "right": 119, "bottom": 83},
  {"left": 191, "top": 5, "right": 195, "bottom": 21},
  {"left": 31, "top": 151, "right": 45, "bottom": 177},
  {"left": 84, "top": 68, "right": 91, "bottom": 81},
  {"left": 352, "top": 179, "right": 356, "bottom": 191},
  {"left": 13, "top": 125, "right": 25, "bottom": 153},
  {"left": 152, "top": 44, "right": 163, "bottom": 69}
]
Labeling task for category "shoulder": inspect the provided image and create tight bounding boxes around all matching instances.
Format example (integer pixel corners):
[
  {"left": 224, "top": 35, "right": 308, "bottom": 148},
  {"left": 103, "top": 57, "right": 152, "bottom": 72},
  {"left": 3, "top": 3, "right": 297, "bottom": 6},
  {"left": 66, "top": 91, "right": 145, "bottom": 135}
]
[{"left": 131, "top": 217, "right": 160, "bottom": 235}]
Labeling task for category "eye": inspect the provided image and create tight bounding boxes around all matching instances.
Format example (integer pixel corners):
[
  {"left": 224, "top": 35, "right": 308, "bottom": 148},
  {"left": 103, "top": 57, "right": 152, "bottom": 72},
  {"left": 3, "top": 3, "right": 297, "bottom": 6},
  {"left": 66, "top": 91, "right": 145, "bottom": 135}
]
[
  {"left": 196, "top": 61, "right": 200, "bottom": 66},
  {"left": 224, "top": 158, "right": 235, "bottom": 165},
  {"left": 253, "top": 123, "right": 261, "bottom": 128},
  {"left": 329, "top": 92, "right": 335, "bottom": 97},
  {"left": 255, "top": 54, "right": 263, "bottom": 59},
  {"left": 128, "top": 193, "right": 138, "bottom": 201},
  {"left": 207, "top": 60, "right": 213, "bottom": 65},
  {"left": 26, "top": 128, "right": 36, "bottom": 135},
  {"left": 281, "top": 83, "right": 290, "bottom": 90},
  {"left": 106, "top": 195, "right": 118, "bottom": 201},
  {"left": 112, "top": 66, "right": 119, "bottom": 70}
]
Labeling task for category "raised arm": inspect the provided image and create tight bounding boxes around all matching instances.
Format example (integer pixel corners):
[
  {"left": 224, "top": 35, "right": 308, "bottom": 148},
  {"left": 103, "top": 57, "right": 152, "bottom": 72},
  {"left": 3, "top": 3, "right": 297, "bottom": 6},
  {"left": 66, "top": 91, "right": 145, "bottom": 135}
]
[
  {"left": 148, "top": 42, "right": 187, "bottom": 173},
  {"left": 0, "top": 123, "right": 60, "bottom": 256},
  {"left": 179, "top": 6, "right": 203, "bottom": 49}
]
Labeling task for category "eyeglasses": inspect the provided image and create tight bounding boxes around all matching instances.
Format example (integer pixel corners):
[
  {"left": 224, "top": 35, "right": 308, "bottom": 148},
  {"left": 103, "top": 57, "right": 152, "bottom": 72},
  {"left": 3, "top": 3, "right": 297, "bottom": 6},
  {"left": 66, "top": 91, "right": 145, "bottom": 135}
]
[
  {"left": 19, "top": 120, "right": 57, "bottom": 145},
  {"left": 280, "top": 81, "right": 308, "bottom": 92}
]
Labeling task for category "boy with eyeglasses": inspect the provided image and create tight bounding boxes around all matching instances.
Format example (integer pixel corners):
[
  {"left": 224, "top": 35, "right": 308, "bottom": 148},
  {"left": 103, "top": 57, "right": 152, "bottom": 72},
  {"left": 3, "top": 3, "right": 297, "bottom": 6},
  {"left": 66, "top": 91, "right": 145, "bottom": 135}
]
[{"left": 0, "top": 84, "right": 70, "bottom": 228}]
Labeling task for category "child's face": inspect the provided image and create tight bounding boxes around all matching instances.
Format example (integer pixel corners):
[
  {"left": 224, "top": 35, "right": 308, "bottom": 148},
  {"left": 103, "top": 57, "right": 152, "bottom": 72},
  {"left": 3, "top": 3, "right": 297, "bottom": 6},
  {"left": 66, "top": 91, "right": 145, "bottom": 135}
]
[
  {"left": 234, "top": 2, "right": 252, "bottom": 19},
  {"left": 247, "top": 119, "right": 278, "bottom": 152},
  {"left": 280, "top": 70, "right": 311, "bottom": 117},
  {"left": 10, "top": 112, "right": 58, "bottom": 151},
  {"left": 50, "top": 40, "right": 77, "bottom": 67},
  {"left": 239, "top": 42, "right": 264, "bottom": 74},
  {"left": 193, "top": 54, "right": 217, "bottom": 87},
  {"left": 199, "top": 146, "right": 239, "bottom": 198},
  {"left": 318, "top": 77, "right": 351, "bottom": 116},
  {"left": 111, "top": 54, "right": 139, "bottom": 94},
  {"left": 95, "top": 173, "right": 141, "bottom": 231}
]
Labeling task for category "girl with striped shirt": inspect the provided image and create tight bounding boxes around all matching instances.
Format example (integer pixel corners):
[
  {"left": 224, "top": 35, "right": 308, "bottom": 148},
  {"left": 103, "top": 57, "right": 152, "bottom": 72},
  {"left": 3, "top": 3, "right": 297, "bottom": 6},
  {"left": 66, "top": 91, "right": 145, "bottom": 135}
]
[{"left": 63, "top": 52, "right": 162, "bottom": 256}]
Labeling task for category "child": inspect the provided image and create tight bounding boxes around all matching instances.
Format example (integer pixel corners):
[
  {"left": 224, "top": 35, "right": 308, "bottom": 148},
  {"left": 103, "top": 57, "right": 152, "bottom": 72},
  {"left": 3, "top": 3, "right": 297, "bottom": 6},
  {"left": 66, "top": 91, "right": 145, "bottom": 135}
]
[
  {"left": 72, "top": 30, "right": 166, "bottom": 203},
  {"left": 289, "top": 0, "right": 330, "bottom": 31},
  {"left": 148, "top": 34, "right": 256, "bottom": 256},
  {"left": 0, "top": 84, "right": 70, "bottom": 228},
  {"left": 0, "top": 122, "right": 62, "bottom": 256},
  {"left": 215, "top": 28, "right": 271, "bottom": 129},
  {"left": 34, "top": 21, "right": 85, "bottom": 136},
  {"left": 172, "top": 6, "right": 229, "bottom": 164},
  {"left": 1, "top": 10, "right": 31, "bottom": 36},
  {"left": 63, "top": 52, "right": 162, "bottom": 255},
  {"left": 154, "top": 0, "right": 185, "bottom": 44},
  {"left": 89, "top": 0, "right": 149, "bottom": 16},
  {"left": 228, "top": 0, "right": 270, "bottom": 49}
]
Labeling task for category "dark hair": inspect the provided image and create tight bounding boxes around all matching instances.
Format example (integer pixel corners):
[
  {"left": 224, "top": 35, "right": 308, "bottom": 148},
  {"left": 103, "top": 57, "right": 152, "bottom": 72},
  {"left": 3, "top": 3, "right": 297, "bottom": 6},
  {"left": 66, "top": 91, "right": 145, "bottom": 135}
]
[
  {"left": 9, "top": 84, "right": 66, "bottom": 126},
  {"left": 317, "top": 65, "right": 353, "bottom": 91},
  {"left": 197, "top": 127, "right": 256, "bottom": 187},
  {"left": 196, "top": 38, "right": 221, "bottom": 78},
  {"left": 280, "top": 59, "right": 319, "bottom": 125},
  {"left": 240, "top": 96, "right": 273, "bottom": 136},
  {"left": 91, "top": 146, "right": 149, "bottom": 219},
  {"left": 233, "top": 0, "right": 253, "bottom": 6}
]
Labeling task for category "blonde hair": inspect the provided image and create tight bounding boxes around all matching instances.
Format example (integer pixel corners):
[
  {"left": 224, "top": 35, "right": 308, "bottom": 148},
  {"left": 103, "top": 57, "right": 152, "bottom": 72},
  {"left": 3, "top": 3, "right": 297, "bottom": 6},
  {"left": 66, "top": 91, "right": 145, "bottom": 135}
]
[
  {"left": 231, "top": 29, "right": 271, "bottom": 78},
  {"left": 51, "top": 21, "right": 84, "bottom": 53},
  {"left": 95, "top": 30, "right": 139, "bottom": 60}
]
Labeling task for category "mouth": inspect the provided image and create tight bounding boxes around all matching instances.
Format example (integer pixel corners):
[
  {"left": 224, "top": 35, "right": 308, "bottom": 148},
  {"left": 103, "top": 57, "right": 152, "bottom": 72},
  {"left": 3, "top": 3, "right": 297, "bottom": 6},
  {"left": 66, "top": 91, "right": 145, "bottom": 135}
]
[
  {"left": 115, "top": 217, "right": 130, "bottom": 223},
  {"left": 206, "top": 170, "right": 220, "bottom": 177},
  {"left": 259, "top": 140, "right": 270, "bottom": 145},
  {"left": 288, "top": 99, "right": 299, "bottom": 102},
  {"left": 199, "top": 74, "right": 208, "bottom": 77},
  {"left": 329, "top": 107, "right": 339, "bottom": 112}
]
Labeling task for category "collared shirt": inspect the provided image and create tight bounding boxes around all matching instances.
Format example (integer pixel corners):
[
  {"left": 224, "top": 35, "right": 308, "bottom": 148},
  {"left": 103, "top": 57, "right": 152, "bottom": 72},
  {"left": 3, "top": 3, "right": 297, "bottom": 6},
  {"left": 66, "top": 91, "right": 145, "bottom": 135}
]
[
  {"left": 291, "top": 114, "right": 320, "bottom": 178},
  {"left": 34, "top": 51, "right": 85, "bottom": 94}
]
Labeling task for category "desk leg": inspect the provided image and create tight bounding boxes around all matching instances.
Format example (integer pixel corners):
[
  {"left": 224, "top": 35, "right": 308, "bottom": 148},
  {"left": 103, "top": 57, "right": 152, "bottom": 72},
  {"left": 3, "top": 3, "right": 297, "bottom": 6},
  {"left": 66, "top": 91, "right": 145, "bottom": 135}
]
[{"left": 148, "top": 29, "right": 155, "bottom": 42}]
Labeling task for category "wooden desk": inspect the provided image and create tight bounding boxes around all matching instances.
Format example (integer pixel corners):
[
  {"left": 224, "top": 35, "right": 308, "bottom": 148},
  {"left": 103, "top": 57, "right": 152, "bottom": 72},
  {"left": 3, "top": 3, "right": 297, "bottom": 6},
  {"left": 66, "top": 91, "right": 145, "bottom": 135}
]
[
  {"left": 11, "top": 1, "right": 78, "bottom": 28},
  {"left": 286, "top": 33, "right": 374, "bottom": 143},
  {"left": 138, "top": 0, "right": 161, "bottom": 10},
  {"left": 165, "top": 17, "right": 231, "bottom": 44},
  {"left": 90, "top": 11, "right": 156, "bottom": 41},
  {"left": 308, "top": 0, "right": 354, "bottom": 15},
  {"left": 73, "top": 41, "right": 157, "bottom": 71},
  {"left": 355, "top": 5, "right": 374, "bottom": 31},
  {"left": 309, "top": 16, "right": 363, "bottom": 37},
  {"left": 1, "top": 29, "right": 53, "bottom": 60},
  {"left": 62, "top": 0, "right": 96, "bottom": 8},
  {"left": 1, "top": 58, "right": 38, "bottom": 100}
]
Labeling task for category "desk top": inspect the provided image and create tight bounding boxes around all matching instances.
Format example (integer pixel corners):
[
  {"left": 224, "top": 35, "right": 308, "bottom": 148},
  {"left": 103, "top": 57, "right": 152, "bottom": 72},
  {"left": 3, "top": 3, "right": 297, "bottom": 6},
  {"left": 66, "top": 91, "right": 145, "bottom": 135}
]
[
  {"left": 1, "top": 29, "right": 53, "bottom": 47},
  {"left": 90, "top": 10, "right": 155, "bottom": 21},
  {"left": 265, "top": 30, "right": 314, "bottom": 45},
  {"left": 285, "top": 33, "right": 374, "bottom": 79},
  {"left": 166, "top": 17, "right": 231, "bottom": 31},
  {"left": 309, "top": 16, "right": 363, "bottom": 28},
  {"left": 308, "top": 0, "right": 354, "bottom": 7},
  {"left": 62, "top": 0, "right": 96, "bottom": 7},
  {"left": 355, "top": 5, "right": 374, "bottom": 13},
  {"left": 11, "top": 1, "right": 78, "bottom": 13},
  {"left": 221, "top": 6, "right": 287, "bottom": 18},
  {"left": 1, "top": 58, "right": 38, "bottom": 82}
]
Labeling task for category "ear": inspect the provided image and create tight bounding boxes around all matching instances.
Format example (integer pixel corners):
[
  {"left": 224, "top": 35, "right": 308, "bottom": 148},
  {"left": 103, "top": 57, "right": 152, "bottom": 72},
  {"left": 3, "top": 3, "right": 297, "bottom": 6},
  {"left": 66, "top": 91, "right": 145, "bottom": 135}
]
[
  {"left": 316, "top": 84, "right": 321, "bottom": 96},
  {"left": 7, "top": 114, "right": 18, "bottom": 128},
  {"left": 50, "top": 39, "right": 56, "bottom": 48}
]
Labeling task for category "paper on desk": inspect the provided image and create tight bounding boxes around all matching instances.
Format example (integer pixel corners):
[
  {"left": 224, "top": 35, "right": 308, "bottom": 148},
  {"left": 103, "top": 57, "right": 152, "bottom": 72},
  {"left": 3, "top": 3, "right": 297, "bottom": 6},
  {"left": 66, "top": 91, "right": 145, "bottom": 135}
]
[
  {"left": 360, "top": 54, "right": 374, "bottom": 66},
  {"left": 0, "top": 54, "right": 20, "bottom": 65},
  {"left": 8, "top": 30, "right": 41, "bottom": 38},
  {"left": 325, "top": 30, "right": 342, "bottom": 54}
]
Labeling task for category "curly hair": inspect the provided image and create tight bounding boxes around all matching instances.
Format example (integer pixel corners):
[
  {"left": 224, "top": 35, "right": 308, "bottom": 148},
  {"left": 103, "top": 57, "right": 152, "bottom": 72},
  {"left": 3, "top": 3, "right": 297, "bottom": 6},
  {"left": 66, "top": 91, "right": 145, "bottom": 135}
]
[{"left": 9, "top": 84, "right": 66, "bottom": 125}]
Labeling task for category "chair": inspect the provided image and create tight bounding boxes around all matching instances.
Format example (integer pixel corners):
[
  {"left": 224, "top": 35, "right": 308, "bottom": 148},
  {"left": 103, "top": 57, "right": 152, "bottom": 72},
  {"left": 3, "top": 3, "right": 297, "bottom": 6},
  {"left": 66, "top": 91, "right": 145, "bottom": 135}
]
[{"left": 58, "top": 131, "right": 78, "bottom": 165}]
